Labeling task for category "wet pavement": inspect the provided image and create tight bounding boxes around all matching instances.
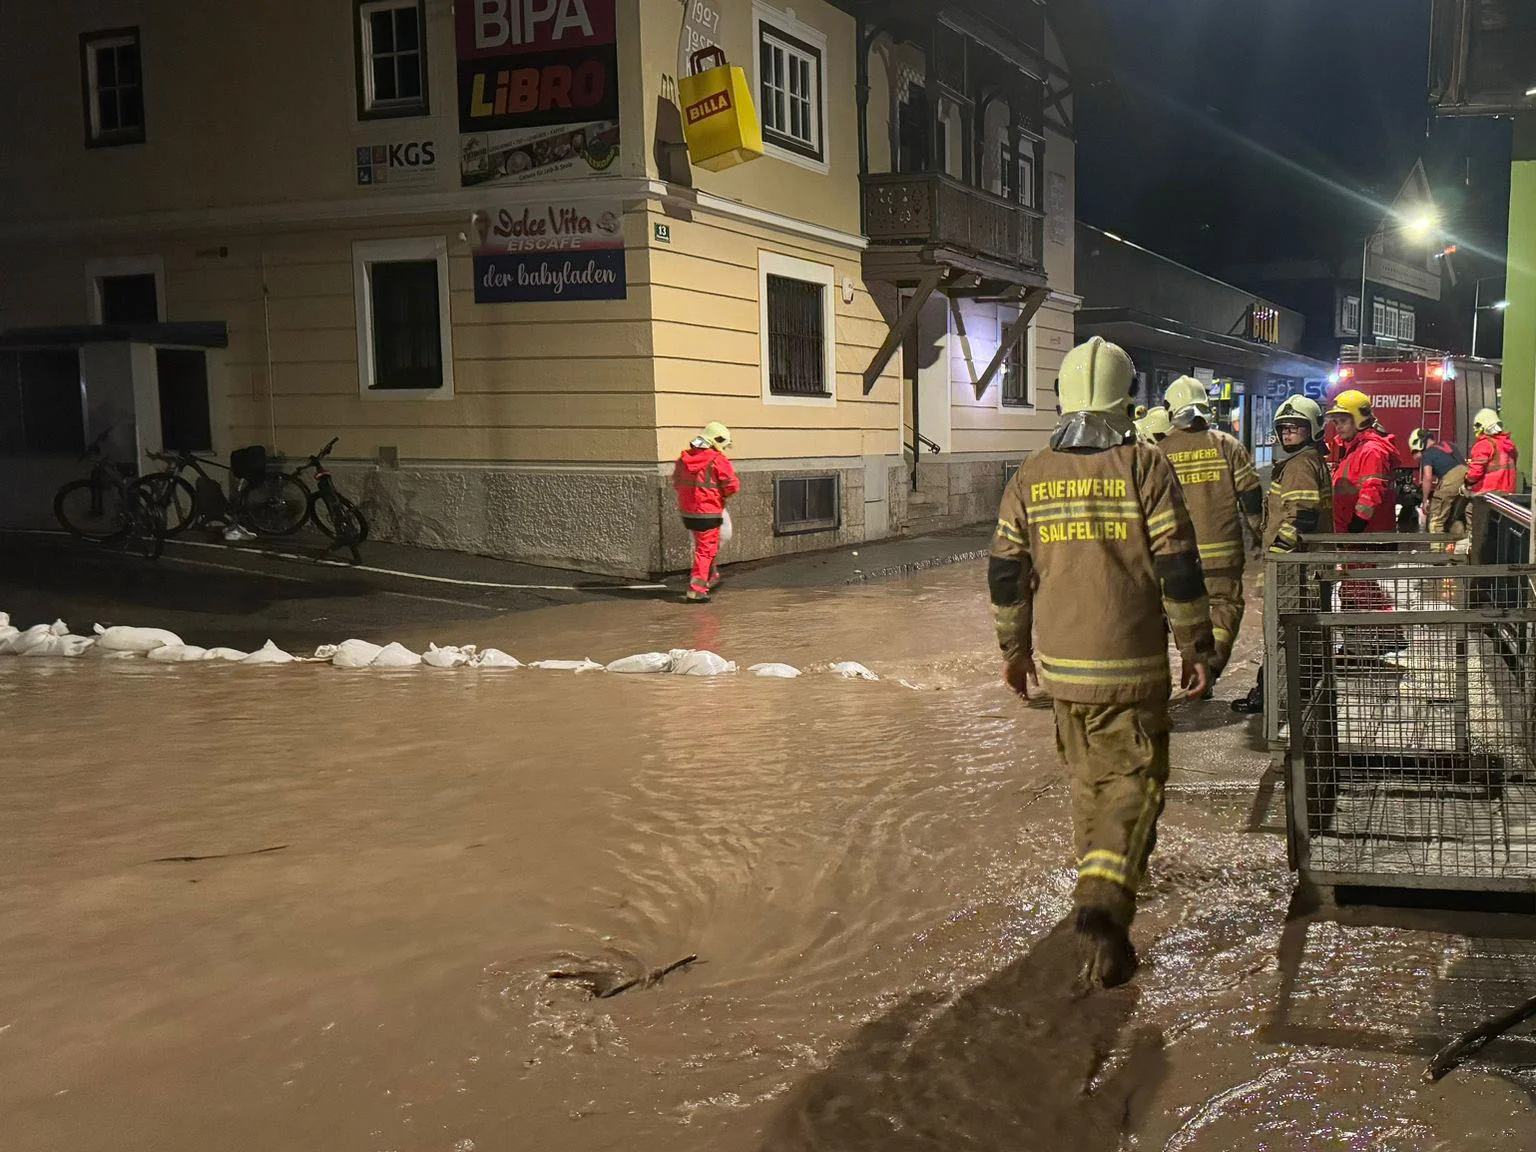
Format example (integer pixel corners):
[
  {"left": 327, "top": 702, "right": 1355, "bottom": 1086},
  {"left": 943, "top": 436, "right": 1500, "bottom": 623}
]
[{"left": 2, "top": 557, "right": 1535, "bottom": 1151}]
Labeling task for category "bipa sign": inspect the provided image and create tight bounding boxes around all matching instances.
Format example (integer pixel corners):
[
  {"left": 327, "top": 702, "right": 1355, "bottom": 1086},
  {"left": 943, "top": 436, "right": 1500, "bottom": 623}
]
[{"left": 465, "top": 0, "right": 615, "bottom": 54}]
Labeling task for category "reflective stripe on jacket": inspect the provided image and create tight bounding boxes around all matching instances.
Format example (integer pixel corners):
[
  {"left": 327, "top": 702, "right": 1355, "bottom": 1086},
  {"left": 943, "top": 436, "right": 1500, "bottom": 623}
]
[
  {"left": 673, "top": 446, "right": 740, "bottom": 516},
  {"left": 1158, "top": 426, "right": 1262, "bottom": 573},
  {"left": 1467, "top": 432, "right": 1518, "bottom": 495},
  {"left": 1264, "top": 444, "right": 1333, "bottom": 553},
  {"left": 1331, "top": 426, "right": 1397, "bottom": 532}
]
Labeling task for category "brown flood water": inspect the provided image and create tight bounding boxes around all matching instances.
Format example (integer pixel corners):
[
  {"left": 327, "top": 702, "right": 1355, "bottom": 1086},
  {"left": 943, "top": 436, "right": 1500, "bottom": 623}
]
[{"left": 2, "top": 565, "right": 1535, "bottom": 1151}]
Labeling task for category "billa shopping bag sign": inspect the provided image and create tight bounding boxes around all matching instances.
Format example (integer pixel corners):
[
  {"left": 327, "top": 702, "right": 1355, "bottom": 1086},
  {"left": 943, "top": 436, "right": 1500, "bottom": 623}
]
[
  {"left": 456, "top": 0, "right": 620, "bottom": 187},
  {"left": 471, "top": 201, "right": 627, "bottom": 303}
]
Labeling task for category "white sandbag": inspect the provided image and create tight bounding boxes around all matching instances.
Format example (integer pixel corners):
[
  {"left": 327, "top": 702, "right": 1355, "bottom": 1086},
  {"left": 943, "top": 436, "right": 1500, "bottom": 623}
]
[
  {"left": 241, "top": 640, "right": 296, "bottom": 666},
  {"left": 105, "top": 650, "right": 142, "bottom": 661},
  {"left": 423, "top": 643, "right": 473, "bottom": 669},
  {"left": 530, "top": 658, "right": 604, "bottom": 673},
  {"left": 0, "top": 619, "right": 16, "bottom": 652},
  {"left": 749, "top": 662, "right": 802, "bottom": 679},
  {"left": 148, "top": 644, "right": 210, "bottom": 663},
  {"left": 93, "top": 624, "right": 183, "bottom": 653},
  {"left": 719, "top": 509, "right": 733, "bottom": 544},
  {"left": 669, "top": 649, "right": 736, "bottom": 677},
  {"left": 371, "top": 642, "right": 423, "bottom": 668},
  {"left": 312, "top": 644, "right": 340, "bottom": 661},
  {"left": 606, "top": 652, "right": 674, "bottom": 675},
  {"left": 9, "top": 625, "right": 59, "bottom": 656},
  {"left": 331, "top": 639, "right": 384, "bottom": 669},
  {"left": 471, "top": 648, "right": 522, "bottom": 669},
  {"left": 0, "top": 612, "right": 7, "bottom": 627},
  {"left": 829, "top": 661, "right": 879, "bottom": 681},
  {"left": 204, "top": 647, "right": 249, "bottom": 662}
]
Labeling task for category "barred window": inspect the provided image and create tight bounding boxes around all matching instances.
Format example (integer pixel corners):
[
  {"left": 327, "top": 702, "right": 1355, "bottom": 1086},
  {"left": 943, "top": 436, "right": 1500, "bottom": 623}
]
[
  {"left": 766, "top": 275, "right": 828, "bottom": 397},
  {"left": 775, "top": 475, "right": 839, "bottom": 534}
]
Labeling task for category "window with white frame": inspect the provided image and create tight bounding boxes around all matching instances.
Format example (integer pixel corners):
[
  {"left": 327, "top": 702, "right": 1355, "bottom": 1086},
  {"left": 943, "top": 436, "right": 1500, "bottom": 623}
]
[
  {"left": 755, "top": 5, "right": 826, "bottom": 167},
  {"left": 356, "top": 0, "right": 427, "bottom": 119},
  {"left": 1371, "top": 298, "right": 1388, "bottom": 340},
  {"left": 760, "top": 252, "right": 836, "bottom": 406},
  {"left": 80, "top": 29, "right": 144, "bottom": 147},
  {"left": 1340, "top": 294, "right": 1361, "bottom": 337},
  {"left": 353, "top": 238, "right": 454, "bottom": 397},
  {"left": 1400, "top": 306, "right": 1415, "bottom": 344}
]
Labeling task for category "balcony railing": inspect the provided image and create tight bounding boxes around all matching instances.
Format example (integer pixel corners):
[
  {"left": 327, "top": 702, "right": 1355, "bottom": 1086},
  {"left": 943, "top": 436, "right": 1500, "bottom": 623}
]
[{"left": 862, "top": 172, "right": 1045, "bottom": 275}]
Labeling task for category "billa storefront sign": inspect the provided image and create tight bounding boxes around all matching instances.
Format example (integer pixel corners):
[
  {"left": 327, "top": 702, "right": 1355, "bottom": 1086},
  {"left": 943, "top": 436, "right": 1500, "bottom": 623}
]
[
  {"left": 456, "top": 0, "right": 620, "bottom": 187},
  {"left": 471, "top": 200, "right": 627, "bottom": 303}
]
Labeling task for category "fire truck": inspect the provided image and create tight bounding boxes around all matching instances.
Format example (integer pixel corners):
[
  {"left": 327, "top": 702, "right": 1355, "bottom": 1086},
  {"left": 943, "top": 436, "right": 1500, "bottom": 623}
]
[{"left": 1312, "top": 346, "right": 1502, "bottom": 525}]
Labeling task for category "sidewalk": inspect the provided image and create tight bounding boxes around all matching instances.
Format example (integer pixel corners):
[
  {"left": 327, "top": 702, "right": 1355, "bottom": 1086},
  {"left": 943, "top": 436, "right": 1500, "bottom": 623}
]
[{"left": 0, "top": 525, "right": 993, "bottom": 649}]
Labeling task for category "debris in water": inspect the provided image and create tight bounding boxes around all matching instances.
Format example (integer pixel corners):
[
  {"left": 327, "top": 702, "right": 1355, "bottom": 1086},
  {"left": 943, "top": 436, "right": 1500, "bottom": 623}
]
[
  {"left": 829, "top": 661, "right": 879, "bottom": 681},
  {"left": 1426, "top": 991, "right": 1536, "bottom": 1082},
  {"left": 547, "top": 954, "right": 700, "bottom": 999},
  {"left": 151, "top": 844, "right": 289, "bottom": 864}
]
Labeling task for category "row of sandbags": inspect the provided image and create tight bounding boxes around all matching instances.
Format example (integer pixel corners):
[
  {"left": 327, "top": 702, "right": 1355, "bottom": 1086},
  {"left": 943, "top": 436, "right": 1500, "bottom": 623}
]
[{"left": 0, "top": 614, "right": 881, "bottom": 681}]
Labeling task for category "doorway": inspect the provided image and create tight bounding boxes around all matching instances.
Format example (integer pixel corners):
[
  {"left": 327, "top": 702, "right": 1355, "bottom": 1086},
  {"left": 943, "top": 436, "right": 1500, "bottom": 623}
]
[{"left": 155, "top": 348, "right": 212, "bottom": 452}]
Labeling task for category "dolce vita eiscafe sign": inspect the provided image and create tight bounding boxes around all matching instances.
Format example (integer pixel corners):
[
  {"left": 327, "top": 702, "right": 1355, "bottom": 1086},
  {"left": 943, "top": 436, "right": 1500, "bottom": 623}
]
[{"left": 471, "top": 200, "right": 627, "bottom": 303}]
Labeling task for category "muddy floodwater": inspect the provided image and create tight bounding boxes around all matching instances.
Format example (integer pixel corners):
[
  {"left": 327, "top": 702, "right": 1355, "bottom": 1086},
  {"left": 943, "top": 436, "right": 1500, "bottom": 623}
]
[{"left": 3, "top": 564, "right": 1535, "bottom": 1151}]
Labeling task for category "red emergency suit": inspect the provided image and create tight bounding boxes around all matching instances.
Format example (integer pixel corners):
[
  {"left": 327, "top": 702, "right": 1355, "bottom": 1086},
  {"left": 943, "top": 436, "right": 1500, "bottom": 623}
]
[
  {"left": 1466, "top": 431, "right": 1518, "bottom": 495},
  {"left": 1332, "top": 425, "right": 1398, "bottom": 533},
  {"left": 672, "top": 444, "right": 740, "bottom": 599}
]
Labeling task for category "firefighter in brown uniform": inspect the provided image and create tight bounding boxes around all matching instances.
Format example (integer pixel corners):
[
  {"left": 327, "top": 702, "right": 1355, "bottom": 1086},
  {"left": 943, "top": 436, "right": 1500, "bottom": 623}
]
[
  {"left": 990, "top": 337, "right": 1215, "bottom": 988},
  {"left": 1158, "top": 377, "right": 1263, "bottom": 684},
  {"left": 1231, "top": 395, "right": 1334, "bottom": 714}
]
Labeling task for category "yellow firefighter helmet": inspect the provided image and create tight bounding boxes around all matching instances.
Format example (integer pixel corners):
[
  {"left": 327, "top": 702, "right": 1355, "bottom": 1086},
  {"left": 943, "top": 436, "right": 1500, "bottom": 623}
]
[
  {"left": 1274, "top": 395, "right": 1324, "bottom": 440},
  {"left": 1164, "top": 376, "right": 1212, "bottom": 421},
  {"left": 1326, "top": 389, "right": 1374, "bottom": 428},
  {"left": 1473, "top": 408, "right": 1503, "bottom": 437},
  {"left": 1057, "top": 337, "right": 1136, "bottom": 415},
  {"left": 1136, "top": 406, "right": 1172, "bottom": 442},
  {"left": 701, "top": 421, "right": 733, "bottom": 449}
]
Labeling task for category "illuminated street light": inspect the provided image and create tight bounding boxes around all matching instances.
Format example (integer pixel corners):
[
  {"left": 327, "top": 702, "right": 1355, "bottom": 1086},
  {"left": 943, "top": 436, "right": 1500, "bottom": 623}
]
[
  {"left": 1493, "top": 299, "right": 1512, "bottom": 311},
  {"left": 1403, "top": 210, "right": 1440, "bottom": 240}
]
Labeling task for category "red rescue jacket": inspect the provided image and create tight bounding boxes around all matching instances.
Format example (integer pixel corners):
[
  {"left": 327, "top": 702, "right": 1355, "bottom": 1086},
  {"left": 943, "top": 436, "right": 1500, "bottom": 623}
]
[
  {"left": 673, "top": 444, "right": 740, "bottom": 517},
  {"left": 1332, "top": 425, "right": 1398, "bottom": 533},
  {"left": 1466, "top": 431, "right": 1518, "bottom": 495}
]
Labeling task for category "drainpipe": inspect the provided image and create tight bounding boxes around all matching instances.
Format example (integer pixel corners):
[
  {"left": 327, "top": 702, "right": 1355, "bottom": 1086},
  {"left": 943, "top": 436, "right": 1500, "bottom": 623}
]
[
  {"left": 260, "top": 240, "right": 277, "bottom": 449},
  {"left": 856, "top": 20, "right": 870, "bottom": 233}
]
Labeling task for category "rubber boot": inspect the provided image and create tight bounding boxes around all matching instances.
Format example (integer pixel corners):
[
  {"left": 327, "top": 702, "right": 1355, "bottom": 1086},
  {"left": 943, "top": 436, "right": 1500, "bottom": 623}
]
[
  {"left": 1230, "top": 667, "right": 1264, "bottom": 715},
  {"left": 1074, "top": 907, "right": 1139, "bottom": 989}
]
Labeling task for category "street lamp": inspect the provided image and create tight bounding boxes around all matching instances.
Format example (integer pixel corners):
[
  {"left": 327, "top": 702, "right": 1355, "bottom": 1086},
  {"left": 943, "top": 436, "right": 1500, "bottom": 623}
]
[
  {"left": 1471, "top": 275, "right": 1510, "bottom": 358},
  {"left": 1358, "top": 209, "right": 1441, "bottom": 349}
]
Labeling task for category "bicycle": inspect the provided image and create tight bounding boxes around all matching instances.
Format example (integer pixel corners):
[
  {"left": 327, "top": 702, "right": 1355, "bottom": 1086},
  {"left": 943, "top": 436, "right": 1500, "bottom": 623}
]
[
  {"left": 131, "top": 447, "right": 308, "bottom": 538},
  {"left": 53, "top": 431, "right": 165, "bottom": 560},
  {"left": 285, "top": 438, "right": 367, "bottom": 562}
]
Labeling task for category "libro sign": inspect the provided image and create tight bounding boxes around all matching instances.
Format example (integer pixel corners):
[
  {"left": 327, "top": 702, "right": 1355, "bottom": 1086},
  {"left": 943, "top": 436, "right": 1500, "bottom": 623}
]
[
  {"left": 471, "top": 201, "right": 627, "bottom": 303},
  {"left": 456, "top": 0, "right": 620, "bottom": 187}
]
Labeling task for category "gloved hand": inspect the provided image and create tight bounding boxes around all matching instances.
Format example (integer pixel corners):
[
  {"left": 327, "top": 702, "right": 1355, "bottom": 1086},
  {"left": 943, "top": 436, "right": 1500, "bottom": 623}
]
[
  {"left": 1347, "top": 515, "right": 1369, "bottom": 534},
  {"left": 1458, "top": 485, "right": 1471, "bottom": 499}
]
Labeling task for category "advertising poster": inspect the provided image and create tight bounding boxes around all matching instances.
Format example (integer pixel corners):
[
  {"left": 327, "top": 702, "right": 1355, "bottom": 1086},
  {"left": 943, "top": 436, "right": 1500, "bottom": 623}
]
[
  {"left": 456, "top": 0, "right": 620, "bottom": 187},
  {"left": 471, "top": 200, "right": 627, "bottom": 304}
]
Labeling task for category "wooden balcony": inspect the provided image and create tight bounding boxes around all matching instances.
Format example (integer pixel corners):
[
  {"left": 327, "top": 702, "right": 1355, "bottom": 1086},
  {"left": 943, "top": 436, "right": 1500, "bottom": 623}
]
[{"left": 861, "top": 172, "right": 1046, "bottom": 289}]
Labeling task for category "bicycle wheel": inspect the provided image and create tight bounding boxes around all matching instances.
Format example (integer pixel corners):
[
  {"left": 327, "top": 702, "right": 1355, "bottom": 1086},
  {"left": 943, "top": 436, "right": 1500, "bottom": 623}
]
[
  {"left": 238, "top": 474, "right": 311, "bottom": 536},
  {"left": 310, "top": 489, "right": 370, "bottom": 543},
  {"left": 54, "top": 478, "right": 129, "bottom": 541},
  {"left": 129, "top": 474, "right": 198, "bottom": 536}
]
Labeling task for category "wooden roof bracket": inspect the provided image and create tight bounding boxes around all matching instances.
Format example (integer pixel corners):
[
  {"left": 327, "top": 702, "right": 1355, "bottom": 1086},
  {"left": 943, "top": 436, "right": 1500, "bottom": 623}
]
[{"left": 862, "top": 268, "right": 945, "bottom": 394}]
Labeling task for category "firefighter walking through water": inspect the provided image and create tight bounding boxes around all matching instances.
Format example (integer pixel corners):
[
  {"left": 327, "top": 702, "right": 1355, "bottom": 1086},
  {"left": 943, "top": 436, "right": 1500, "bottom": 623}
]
[
  {"left": 1158, "top": 377, "right": 1263, "bottom": 683},
  {"left": 1327, "top": 390, "right": 1398, "bottom": 534},
  {"left": 672, "top": 423, "right": 740, "bottom": 603},
  {"left": 990, "top": 337, "right": 1215, "bottom": 988},
  {"left": 1464, "top": 408, "right": 1519, "bottom": 496},
  {"left": 1232, "top": 395, "right": 1334, "bottom": 715}
]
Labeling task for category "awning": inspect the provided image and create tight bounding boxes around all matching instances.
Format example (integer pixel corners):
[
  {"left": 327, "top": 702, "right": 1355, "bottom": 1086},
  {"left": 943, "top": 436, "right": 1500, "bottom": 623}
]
[
  {"left": 1076, "top": 308, "right": 1334, "bottom": 380},
  {"left": 0, "top": 322, "right": 229, "bottom": 350}
]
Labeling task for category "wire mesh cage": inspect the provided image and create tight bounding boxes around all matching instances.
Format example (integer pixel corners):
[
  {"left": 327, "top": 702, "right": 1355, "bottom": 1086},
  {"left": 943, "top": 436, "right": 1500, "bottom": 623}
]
[
  {"left": 1281, "top": 559, "right": 1536, "bottom": 892},
  {"left": 1263, "top": 536, "right": 1459, "bottom": 749}
]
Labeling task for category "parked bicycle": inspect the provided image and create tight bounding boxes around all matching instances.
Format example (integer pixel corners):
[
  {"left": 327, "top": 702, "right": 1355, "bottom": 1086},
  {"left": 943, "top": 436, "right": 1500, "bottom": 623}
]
[
  {"left": 132, "top": 447, "right": 306, "bottom": 538},
  {"left": 53, "top": 430, "right": 165, "bottom": 560},
  {"left": 288, "top": 437, "right": 368, "bottom": 563}
]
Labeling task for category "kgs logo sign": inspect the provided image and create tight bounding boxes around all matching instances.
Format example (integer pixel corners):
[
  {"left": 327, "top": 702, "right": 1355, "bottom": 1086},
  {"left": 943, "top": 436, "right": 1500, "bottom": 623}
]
[{"left": 357, "top": 141, "right": 439, "bottom": 186}]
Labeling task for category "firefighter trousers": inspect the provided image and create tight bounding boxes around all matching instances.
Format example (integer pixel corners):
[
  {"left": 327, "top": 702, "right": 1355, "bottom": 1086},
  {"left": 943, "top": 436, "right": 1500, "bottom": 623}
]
[
  {"left": 681, "top": 514, "right": 723, "bottom": 597},
  {"left": 1204, "top": 570, "right": 1245, "bottom": 679},
  {"left": 1053, "top": 698, "right": 1170, "bottom": 929},
  {"left": 1427, "top": 464, "right": 1469, "bottom": 541}
]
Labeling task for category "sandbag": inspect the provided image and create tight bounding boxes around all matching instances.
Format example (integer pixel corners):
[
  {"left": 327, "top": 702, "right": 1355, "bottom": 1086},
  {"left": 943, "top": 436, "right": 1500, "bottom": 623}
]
[
  {"left": 669, "top": 649, "right": 736, "bottom": 677},
  {"left": 829, "top": 662, "right": 879, "bottom": 681},
  {"left": 148, "top": 645, "right": 210, "bottom": 663},
  {"left": 424, "top": 643, "right": 474, "bottom": 669},
  {"left": 9, "top": 625, "right": 61, "bottom": 656},
  {"left": 606, "top": 652, "right": 675, "bottom": 675},
  {"left": 749, "top": 663, "right": 801, "bottom": 679},
  {"left": 472, "top": 648, "right": 522, "bottom": 669},
  {"left": 371, "top": 642, "right": 423, "bottom": 668},
  {"left": 93, "top": 624, "right": 183, "bottom": 653},
  {"left": 530, "top": 659, "right": 604, "bottom": 672},
  {"left": 204, "top": 647, "right": 250, "bottom": 662},
  {"left": 331, "top": 639, "right": 384, "bottom": 669},
  {"left": 241, "top": 640, "right": 296, "bottom": 666}
]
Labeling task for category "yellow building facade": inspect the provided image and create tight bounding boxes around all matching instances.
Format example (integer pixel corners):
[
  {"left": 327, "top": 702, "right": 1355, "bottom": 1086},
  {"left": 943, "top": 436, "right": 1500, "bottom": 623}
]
[{"left": 0, "top": 0, "right": 1076, "bottom": 576}]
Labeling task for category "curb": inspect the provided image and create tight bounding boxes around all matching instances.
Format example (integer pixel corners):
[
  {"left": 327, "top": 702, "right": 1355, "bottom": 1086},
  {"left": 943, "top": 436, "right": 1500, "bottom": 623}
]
[{"left": 843, "top": 548, "right": 989, "bottom": 584}]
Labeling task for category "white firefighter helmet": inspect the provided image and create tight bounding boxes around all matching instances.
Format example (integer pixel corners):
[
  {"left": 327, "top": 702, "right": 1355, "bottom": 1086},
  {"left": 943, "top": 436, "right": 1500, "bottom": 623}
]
[
  {"left": 1273, "top": 395, "right": 1324, "bottom": 440},
  {"left": 1057, "top": 337, "right": 1136, "bottom": 415},
  {"left": 1473, "top": 408, "right": 1503, "bottom": 437},
  {"left": 1408, "top": 427, "right": 1431, "bottom": 453},
  {"left": 1164, "top": 376, "right": 1212, "bottom": 421},
  {"left": 1136, "top": 406, "right": 1172, "bottom": 442},
  {"left": 701, "top": 421, "right": 733, "bottom": 449}
]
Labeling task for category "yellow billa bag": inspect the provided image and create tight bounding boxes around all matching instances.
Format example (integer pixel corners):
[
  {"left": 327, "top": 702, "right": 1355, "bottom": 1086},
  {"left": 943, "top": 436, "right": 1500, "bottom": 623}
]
[{"left": 678, "top": 47, "right": 763, "bottom": 172}]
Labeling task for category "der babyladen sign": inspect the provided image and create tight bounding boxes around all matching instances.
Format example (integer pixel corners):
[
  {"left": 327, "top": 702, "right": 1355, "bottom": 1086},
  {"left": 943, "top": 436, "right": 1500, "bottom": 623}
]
[
  {"left": 456, "top": 0, "right": 620, "bottom": 187},
  {"left": 471, "top": 200, "right": 627, "bottom": 303}
]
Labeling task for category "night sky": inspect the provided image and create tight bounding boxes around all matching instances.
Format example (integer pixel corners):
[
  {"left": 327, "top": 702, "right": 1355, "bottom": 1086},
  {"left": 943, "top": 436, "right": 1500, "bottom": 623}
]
[{"left": 1075, "top": 0, "right": 1513, "bottom": 284}]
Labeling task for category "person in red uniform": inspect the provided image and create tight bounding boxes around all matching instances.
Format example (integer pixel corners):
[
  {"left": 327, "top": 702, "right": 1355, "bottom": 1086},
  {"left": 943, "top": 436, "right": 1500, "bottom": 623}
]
[
  {"left": 1326, "top": 390, "right": 1398, "bottom": 534},
  {"left": 1464, "top": 408, "right": 1519, "bottom": 496},
  {"left": 672, "top": 422, "right": 740, "bottom": 603}
]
